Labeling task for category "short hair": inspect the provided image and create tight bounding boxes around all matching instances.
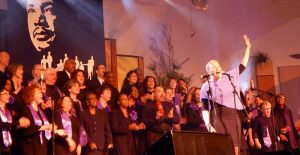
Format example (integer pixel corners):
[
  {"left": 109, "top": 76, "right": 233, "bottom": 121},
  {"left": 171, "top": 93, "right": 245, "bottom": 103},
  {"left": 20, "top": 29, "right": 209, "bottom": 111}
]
[
  {"left": 62, "top": 79, "right": 79, "bottom": 96},
  {"left": 64, "top": 59, "right": 75, "bottom": 68},
  {"left": 260, "top": 101, "right": 271, "bottom": 109},
  {"left": 22, "top": 85, "right": 40, "bottom": 105},
  {"left": 205, "top": 60, "right": 219, "bottom": 73},
  {"left": 44, "top": 68, "right": 57, "bottom": 78},
  {"left": 275, "top": 94, "right": 286, "bottom": 105},
  {"left": 96, "top": 84, "right": 111, "bottom": 98},
  {"left": 84, "top": 91, "right": 97, "bottom": 102}
]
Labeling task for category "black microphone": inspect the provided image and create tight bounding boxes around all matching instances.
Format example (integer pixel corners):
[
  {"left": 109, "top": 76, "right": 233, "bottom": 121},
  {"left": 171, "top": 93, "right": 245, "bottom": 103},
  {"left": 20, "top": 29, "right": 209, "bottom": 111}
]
[
  {"left": 42, "top": 93, "right": 49, "bottom": 102},
  {"left": 222, "top": 73, "right": 232, "bottom": 77},
  {"left": 191, "top": 32, "right": 196, "bottom": 37},
  {"left": 200, "top": 74, "right": 210, "bottom": 79},
  {"left": 250, "top": 80, "right": 255, "bottom": 91}
]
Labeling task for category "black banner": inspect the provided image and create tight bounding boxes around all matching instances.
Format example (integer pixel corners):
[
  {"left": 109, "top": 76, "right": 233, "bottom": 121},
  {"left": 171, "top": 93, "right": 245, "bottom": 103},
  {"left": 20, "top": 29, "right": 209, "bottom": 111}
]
[{"left": 6, "top": 0, "right": 105, "bottom": 79}]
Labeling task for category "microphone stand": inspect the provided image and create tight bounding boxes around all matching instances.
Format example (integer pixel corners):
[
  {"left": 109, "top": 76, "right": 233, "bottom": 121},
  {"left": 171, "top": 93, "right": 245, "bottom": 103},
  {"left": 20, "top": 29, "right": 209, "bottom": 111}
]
[
  {"left": 226, "top": 75, "right": 249, "bottom": 153},
  {"left": 40, "top": 74, "right": 56, "bottom": 155},
  {"left": 52, "top": 98, "right": 55, "bottom": 155},
  {"left": 206, "top": 77, "right": 217, "bottom": 132}
]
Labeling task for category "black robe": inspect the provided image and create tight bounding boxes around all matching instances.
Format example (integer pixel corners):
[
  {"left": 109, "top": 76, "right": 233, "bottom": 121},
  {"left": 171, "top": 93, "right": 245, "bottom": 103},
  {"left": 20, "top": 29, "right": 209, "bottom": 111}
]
[
  {"left": 110, "top": 109, "right": 137, "bottom": 155},
  {"left": 54, "top": 111, "right": 81, "bottom": 155},
  {"left": 19, "top": 106, "right": 49, "bottom": 155}
]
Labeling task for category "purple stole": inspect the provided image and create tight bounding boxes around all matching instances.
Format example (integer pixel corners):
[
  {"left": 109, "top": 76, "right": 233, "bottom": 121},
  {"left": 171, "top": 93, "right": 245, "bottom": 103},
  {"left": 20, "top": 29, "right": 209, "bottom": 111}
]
[
  {"left": 79, "top": 126, "right": 87, "bottom": 146},
  {"left": 97, "top": 101, "right": 111, "bottom": 112},
  {"left": 61, "top": 112, "right": 72, "bottom": 138},
  {"left": 27, "top": 105, "right": 51, "bottom": 144},
  {"left": 0, "top": 109, "right": 12, "bottom": 147},
  {"left": 61, "top": 112, "right": 87, "bottom": 146}
]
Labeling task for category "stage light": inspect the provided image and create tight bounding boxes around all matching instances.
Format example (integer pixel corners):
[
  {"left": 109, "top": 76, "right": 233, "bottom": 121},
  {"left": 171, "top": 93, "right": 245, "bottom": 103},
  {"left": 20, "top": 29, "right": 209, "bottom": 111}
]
[{"left": 191, "top": 0, "right": 208, "bottom": 11}]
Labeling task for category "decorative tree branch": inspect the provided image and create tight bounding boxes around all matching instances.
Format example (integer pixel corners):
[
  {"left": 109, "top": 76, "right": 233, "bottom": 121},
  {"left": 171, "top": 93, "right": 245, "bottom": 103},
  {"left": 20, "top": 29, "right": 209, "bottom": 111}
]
[{"left": 147, "top": 23, "right": 192, "bottom": 87}]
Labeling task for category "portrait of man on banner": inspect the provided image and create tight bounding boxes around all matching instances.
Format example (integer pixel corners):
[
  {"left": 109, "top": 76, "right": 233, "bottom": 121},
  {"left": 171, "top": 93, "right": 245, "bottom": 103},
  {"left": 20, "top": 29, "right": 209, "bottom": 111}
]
[
  {"left": 6, "top": 0, "right": 105, "bottom": 80},
  {"left": 26, "top": 0, "right": 57, "bottom": 53}
]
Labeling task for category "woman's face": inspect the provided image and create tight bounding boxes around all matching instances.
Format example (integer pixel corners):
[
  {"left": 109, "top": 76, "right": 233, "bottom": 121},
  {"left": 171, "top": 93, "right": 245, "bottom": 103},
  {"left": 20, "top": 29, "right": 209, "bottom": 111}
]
[
  {"left": 169, "top": 79, "right": 177, "bottom": 89},
  {"left": 61, "top": 97, "right": 72, "bottom": 113},
  {"left": 118, "top": 94, "right": 129, "bottom": 108},
  {"left": 261, "top": 103, "right": 271, "bottom": 117},
  {"left": 130, "top": 86, "right": 139, "bottom": 99},
  {"left": 127, "top": 72, "right": 137, "bottom": 85},
  {"left": 69, "top": 82, "right": 80, "bottom": 95},
  {"left": 0, "top": 90, "right": 10, "bottom": 104},
  {"left": 33, "top": 88, "right": 43, "bottom": 104},
  {"left": 4, "top": 80, "right": 12, "bottom": 93},
  {"left": 165, "top": 89, "right": 174, "bottom": 102},
  {"left": 86, "top": 94, "right": 98, "bottom": 107},
  {"left": 15, "top": 66, "right": 24, "bottom": 78},
  {"left": 276, "top": 96, "right": 286, "bottom": 106},
  {"left": 146, "top": 78, "right": 155, "bottom": 89},
  {"left": 101, "top": 89, "right": 112, "bottom": 102},
  {"left": 194, "top": 89, "right": 201, "bottom": 103},
  {"left": 76, "top": 72, "right": 85, "bottom": 85},
  {"left": 207, "top": 61, "right": 223, "bottom": 81}
]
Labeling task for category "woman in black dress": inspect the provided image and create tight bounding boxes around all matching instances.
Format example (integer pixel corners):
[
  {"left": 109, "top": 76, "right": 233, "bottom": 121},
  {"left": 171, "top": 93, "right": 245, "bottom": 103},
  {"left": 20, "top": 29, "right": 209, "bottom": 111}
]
[
  {"left": 54, "top": 96, "right": 82, "bottom": 155},
  {"left": 110, "top": 93, "right": 144, "bottom": 155},
  {"left": 273, "top": 94, "right": 299, "bottom": 153},
  {"left": 80, "top": 92, "right": 113, "bottom": 155},
  {"left": 0, "top": 77, "right": 30, "bottom": 155},
  {"left": 20, "top": 85, "right": 54, "bottom": 155},
  {"left": 185, "top": 87, "right": 207, "bottom": 132},
  {"left": 120, "top": 70, "right": 138, "bottom": 94},
  {"left": 62, "top": 79, "right": 84, "bottom": 118},
  {"left": 71, "top": 69, "right": 90, "bottom": 108}
]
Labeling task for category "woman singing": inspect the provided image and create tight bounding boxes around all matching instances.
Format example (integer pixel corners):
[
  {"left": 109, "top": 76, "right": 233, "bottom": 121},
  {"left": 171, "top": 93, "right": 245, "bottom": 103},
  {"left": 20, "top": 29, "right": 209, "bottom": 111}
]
[{"left": 200, "top": 35, "right": 251, "bottom": 155}]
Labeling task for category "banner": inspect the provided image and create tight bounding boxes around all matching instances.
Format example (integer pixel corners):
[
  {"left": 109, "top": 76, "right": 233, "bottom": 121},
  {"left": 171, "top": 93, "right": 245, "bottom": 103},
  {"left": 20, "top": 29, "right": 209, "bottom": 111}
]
[{"left": 6, "top": 0, "right": 105, "bottom": 79}]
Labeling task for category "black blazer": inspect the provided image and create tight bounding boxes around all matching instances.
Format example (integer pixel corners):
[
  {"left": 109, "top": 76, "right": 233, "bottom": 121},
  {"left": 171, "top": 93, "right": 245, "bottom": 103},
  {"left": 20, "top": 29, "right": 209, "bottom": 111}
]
[
  {"left": 86, "top": 77, "right": 104, "bottom": 93},
  {"left": 142, "top": 100, "right": 180, "bottom": 133},
  {"left": 56, "top": 70, "right": 70, "bottom": 90},
  {"left": 79, "top": 109, "right": 112, "bottom": 151}
]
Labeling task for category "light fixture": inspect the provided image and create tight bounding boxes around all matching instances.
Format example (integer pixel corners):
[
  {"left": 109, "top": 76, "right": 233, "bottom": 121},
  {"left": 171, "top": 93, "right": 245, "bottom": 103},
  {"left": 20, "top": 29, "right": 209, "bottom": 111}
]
[{"left": 191, "top": 0, "right": 208, "bottom": 11}]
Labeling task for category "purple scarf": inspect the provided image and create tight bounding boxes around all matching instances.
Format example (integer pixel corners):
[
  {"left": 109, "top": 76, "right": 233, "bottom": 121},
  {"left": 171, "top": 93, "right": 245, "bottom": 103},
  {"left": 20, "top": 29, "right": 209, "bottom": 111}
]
[
  {"left": 61, "top": 112, "right": 72, "bottom": 138},
  {"left": 61, "top": 112, "right": 87, "bottom": 146},
  {"left": 27, "top": 105, "right": 51, "bottom": 144},
  {"left": 0, "top": 109, "right": 12, "bottom": 147},
  {"left": 97, "top": 101, "right": 111, "bottom": 112}
]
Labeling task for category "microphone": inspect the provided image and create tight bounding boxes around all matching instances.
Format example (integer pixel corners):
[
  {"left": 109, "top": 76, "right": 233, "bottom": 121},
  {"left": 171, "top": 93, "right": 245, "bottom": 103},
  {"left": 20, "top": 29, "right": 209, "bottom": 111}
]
[
  {"left": 222, "top": 73, "right": 232, "bottom": 77},
  {"left": 250, "top": 80, "right": 255, "bottom": 91},
  {"left": 200, "top": 74, "right": 210, "bottom": 79},
  {"left": 191, "top": 32, "right": 196, "bottom": 37}
]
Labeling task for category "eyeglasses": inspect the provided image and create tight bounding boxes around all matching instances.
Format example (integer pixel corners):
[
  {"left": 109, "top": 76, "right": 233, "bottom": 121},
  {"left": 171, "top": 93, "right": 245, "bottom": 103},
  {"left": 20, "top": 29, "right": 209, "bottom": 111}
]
[
  {"left": 0, "top": 92, "right": 10, "bottom": 96},
  {"left": 262, "top": 108, "right": 271, "bottom": 111},
  {"left": 87, "top": 98, "right": 97, "bottom": 101}
]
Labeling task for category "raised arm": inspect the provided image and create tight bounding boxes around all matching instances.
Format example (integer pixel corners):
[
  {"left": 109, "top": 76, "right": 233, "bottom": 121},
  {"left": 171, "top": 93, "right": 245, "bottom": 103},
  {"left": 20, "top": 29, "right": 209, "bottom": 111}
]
[{"left": 241, "top": 34, "right": 251, "bottom": 67}]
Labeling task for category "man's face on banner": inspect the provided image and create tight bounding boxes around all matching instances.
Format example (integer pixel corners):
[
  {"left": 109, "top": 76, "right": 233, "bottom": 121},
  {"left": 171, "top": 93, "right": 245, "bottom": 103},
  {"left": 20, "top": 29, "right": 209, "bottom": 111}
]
[{"left": 26, "top": 0, "right": 56, "bottom": 52}]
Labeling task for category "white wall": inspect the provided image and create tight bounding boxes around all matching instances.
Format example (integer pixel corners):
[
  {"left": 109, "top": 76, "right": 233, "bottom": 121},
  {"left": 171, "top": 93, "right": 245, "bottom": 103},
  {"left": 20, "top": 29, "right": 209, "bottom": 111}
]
[{"left": 103, "top": 0, "right": 300, "bottom": 91}]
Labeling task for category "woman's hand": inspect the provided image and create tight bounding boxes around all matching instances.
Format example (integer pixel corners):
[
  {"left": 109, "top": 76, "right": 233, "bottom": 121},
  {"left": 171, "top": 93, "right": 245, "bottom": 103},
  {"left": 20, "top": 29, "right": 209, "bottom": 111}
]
[{"left": 18, "top": 117, "right": 30, "bottom": 128}]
